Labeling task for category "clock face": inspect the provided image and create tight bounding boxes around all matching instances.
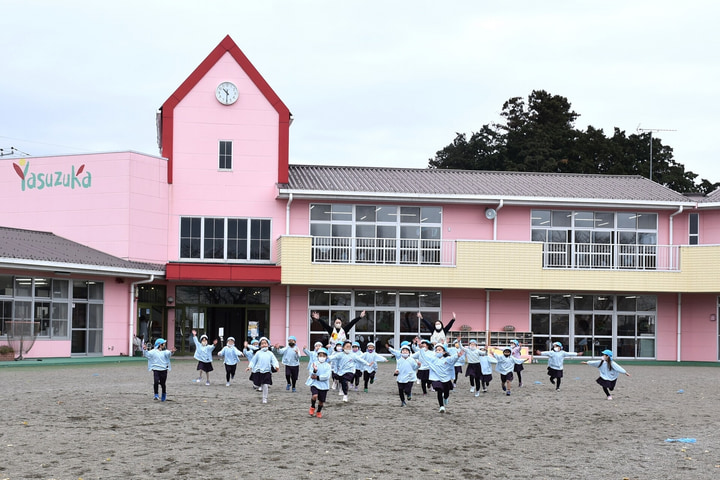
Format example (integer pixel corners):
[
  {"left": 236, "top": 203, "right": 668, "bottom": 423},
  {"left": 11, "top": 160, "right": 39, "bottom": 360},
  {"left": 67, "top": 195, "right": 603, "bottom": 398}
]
[{"left": 215, "top": 81, "right": 238, "bottom": 105}]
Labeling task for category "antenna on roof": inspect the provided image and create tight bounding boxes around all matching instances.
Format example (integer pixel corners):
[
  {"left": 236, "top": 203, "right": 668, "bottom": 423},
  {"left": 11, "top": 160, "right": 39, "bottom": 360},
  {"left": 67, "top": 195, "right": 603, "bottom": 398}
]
[
  {"left": 0, "top": 146, "right": 30, "bottom": 157},
  {"left": 636, "top": 125, "right": 676, "bottom": 182}
]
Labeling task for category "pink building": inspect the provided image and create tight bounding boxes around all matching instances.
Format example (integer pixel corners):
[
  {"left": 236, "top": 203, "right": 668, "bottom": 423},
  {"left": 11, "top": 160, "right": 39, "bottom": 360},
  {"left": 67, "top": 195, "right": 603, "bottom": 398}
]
[{"left": 2, "top": 36, "right": 719, "bottom": 361}]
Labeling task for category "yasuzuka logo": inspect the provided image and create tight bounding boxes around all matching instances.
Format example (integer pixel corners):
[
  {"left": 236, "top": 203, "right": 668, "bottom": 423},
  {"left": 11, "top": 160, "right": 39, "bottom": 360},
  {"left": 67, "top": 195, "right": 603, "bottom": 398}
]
[{"left": 13, "top": 159, "right": 92, "bottom": 191}]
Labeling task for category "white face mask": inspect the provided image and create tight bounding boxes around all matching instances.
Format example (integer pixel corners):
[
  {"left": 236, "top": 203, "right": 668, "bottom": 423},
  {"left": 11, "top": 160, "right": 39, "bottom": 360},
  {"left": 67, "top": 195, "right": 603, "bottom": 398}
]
[
  {"left": 343, "top": 349, "right": 351, "bottom": 354},
  {"left": 553, "top": 347, "right": 561, "bottom": 352},
  {"left": 261, "top": 346, "right": 269, "bottom": 352},
  {"left": 436, "top": 351, "right": 444, "bottom": 358},
  {"left": 401, "top": 353, "right": 410, "bottom": 359},
  {"left": 469, "top": 345, "right": 477, "bottom": 351},
  {"left": 318, "top": 357, "right": 327, "bottom": 363},
  {"left": 435, "top": 323, "right": 442, "bottom": 331},
  {"left": 479, "top": 350, "right": 487, "bottom": 356}
]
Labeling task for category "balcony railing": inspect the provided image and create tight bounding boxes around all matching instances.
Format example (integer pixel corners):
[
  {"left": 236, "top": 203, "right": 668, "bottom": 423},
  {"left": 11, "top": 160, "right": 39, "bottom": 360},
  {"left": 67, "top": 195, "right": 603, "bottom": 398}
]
[
  {"left": 542, "top": 242, "right": 680, "bottom": 271},
  {"left": 311, "top": 236, "right": 456, "bottom": 266}
]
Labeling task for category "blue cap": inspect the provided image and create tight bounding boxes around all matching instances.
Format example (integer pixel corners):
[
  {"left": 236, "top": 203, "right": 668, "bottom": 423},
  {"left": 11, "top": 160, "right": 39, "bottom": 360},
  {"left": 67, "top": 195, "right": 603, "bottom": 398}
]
[
  {"left": 435, "top": 344, "right": 448, "bottom": 352},
  {"left": 154, "top": 338, "right": 166, "bottom": 348},
  {"left": 553, "top": 341, "right": 563, "bottom": 348},
  {"left": 317, "top": 347, "right": 329, "bottom": 356},
  {"left": 469, "top": 339, "right": 477, "bottom": 344},
  {"left": 288, "top": 336, "right": 296, "bottom": 341},
  {"left": 352, "top": 341, "right": 360, "bottom": 347},
  {"left": 400, "top": 340, "right": 411, "bottom": 347},
  {"left": 602, "top": 349, "right": 613, "bottom": 357},
  {"left": 511, "top": 339, "right": 519, "bottom": 346},
  {"left": 250, "top": 339, "right": 259, "bottom": 345}
]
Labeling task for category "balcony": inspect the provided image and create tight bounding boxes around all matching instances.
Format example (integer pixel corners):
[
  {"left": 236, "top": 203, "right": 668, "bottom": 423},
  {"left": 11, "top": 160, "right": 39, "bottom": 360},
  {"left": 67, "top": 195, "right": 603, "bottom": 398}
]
[
  {"left": 310, "top": 236, "right": 456, "bottom": 266},
  {"left": 542, "top": 242, "right": 679, "bottom": 271}
]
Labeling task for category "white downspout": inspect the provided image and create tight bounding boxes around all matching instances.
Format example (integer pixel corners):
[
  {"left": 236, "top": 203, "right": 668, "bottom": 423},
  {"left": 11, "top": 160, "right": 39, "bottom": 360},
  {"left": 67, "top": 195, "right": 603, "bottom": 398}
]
[
  {"left": 285, "top": 193, "right": 293, "bottom": 344},
  {"left": 676, "top": 293, "right": 682, "bottom": 362},
  {"left": 485, "top": 290, "right": 491, "bottom": 346},
  {"left": 129, "top": 275, "right": 155, "bottom": 356},
  {"left": 493, "top": 199, "right": 504, "bottom": 241},
  {"left": 669, "top": 205, "right": 683, "bottom": 246}
]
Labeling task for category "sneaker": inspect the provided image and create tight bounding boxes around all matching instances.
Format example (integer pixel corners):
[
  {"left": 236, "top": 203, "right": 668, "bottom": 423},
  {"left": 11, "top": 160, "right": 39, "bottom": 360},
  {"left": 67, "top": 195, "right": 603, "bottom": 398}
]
[
  {"left": 370, "top": 378, "right": 374, "bottom": 384},
  {"left": 226, "top": 382, "right": 231, "bottom": 387},
  {"left": 407, "top": 393, "right": 412, "bottom": 401},
  {"left": 422, "top": 392, "right": 427, "bottom": 396},
  {"left": 262, "top": 398, "right": 267, "bottom": 404},
  {"left": 309, "top": 407, "right": 316, "bottom": 416},
  {"left": 193, "top": 378, "right": 201, "bottom": 383},
  {"left": 502, "top": 385, "right": 506, "bottom": 391},
  {"left": 153, "top": 394, "right": 160, "bottom": 401},
  {"left": 470, "top": 387, "right": 475, "bottom": 393},
  {"left": 475, "top": 391, "right": 480, "bottom": 397},
  {"left": 400, "top": 401, "right": 406, "bottom": 407},
  {"left": 205, "top": 381, "right": 210, "bottom": 386},
  {"left": 506, "top": 390, "right": 511, "bottom": 396},
  {"left": 316, "top": 411, "right": 323, "bottom": 419},
  {"left": 292, "top": 387, "right": 296, "bottom": 393},
  {"left": 353, "top": 385, "right": 358, "bottom": 392},
  {"left": 416, "top": 379, "right": 421, "bottom": 385},
  {"left": 286, "top": 384, "right": 291, "bottom": 391},
  {"left": 363, "top": 388, "right": 368, "bottom": 393},
  {"left": 161, "top": 393, "right": 166, "bottom": 402},
  {"left": 482, "top": 387, "right": 487, "bottom": 393},
  {"left": 339, "top": 390, "right": 344, "bottom": 396},
  {"left": 518, "top": 382, "right": 523, "bottom": 388},
  {"left": 607, "top": 395, "right": 613, "bottom": 400},
  {"left": 342, "top": 395, "right": 348, "bottom": 402},
  {"left": 331, "top": 381, "right": 337, "bottom": 390},
  {"left": 430, "top": 387, "right": 435, "bottom": 392},
  {"left": 439, "top": 406, "right": 446, "bottom": 413},
  {"left": 555, "top": 387, "right": 560, "bottom": 391},
  {"left": 550, "top": 378, "right": 555, "bottom": 385},
  {"left": 444, "top": 398, "right": 448, "bottom": 406}
]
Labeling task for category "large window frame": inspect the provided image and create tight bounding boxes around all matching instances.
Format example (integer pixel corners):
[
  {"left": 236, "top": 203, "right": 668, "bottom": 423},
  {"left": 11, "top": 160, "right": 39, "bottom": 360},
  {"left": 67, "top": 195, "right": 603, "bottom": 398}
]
[
  {"left": 180, "top": 217, "right": 272, "bottom": 262},
  {"left": 532, "top": 210, "right": 658, "bottom": 270},
  {"left": 0, "top": 276, "right": 71, "bottom": 339},
  {"left": 531, "top": 293, "right": 656, "bottom": 359},
  {"left": 309, "top": 204, "right": 443, "bottom": 265}
]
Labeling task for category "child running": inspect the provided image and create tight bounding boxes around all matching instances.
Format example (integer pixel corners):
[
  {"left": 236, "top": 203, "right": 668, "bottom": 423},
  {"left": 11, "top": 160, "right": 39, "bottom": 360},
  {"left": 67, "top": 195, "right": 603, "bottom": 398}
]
[
  {"left": 416, "top": 342, "right": 463, "bottom": 413},
  {"left": 476, "top": 345, "right": 497, "bottom": 394},
  {"left": 142, "top": 338, "right": 176, "bottom": 401},
  {"left": 329, "top": 342, "right": 344, "bottom": 391},
  {"left": 244, "top": 339, "right": 260, "bottom": 390},
  {"left": 491, "top": 346, "right": 527, "bottom": 396},
  {"left": 303, "top": 341, "right": 324, "bottom": 374},
  {"left": 411, "top": 338, "right": 433, "bottom": 395},
  {"left": 535, "top": 341, "right": 579, "bottom": 391},
  {"left": 328, "top": 340, "right": 372, "bottom": 402},
  {"left": 389, "top": 343, "right": 419, "bottom": 406},
  {"left": 460, "top": 339, "right": 497, "bottom": 396},
  {"left": 351, "top": 341, "right": 364, "bottom": 391},
  {"left": 217, "top": 336, "right": 244, "bottom": 387},
  {"left": 510, "top": 339, "right": 525, "bottom": 387},
  {"left": 582, "top": 349, "right": 630, "bottom": 400},
  {"left": 360, "top": 342, "right": 388, "bottom": 392},
  {"left": 274, "top": 336, "right": 301, "bottom": 392},
  {"left": 245, "top": 337, "right": 280, "bottom": 404},
  {"left": 191, "top": 330, "right": 218, "bottom": 385},
  {"left": 307, "top": 347, "right": 331, "bottom": 418}
]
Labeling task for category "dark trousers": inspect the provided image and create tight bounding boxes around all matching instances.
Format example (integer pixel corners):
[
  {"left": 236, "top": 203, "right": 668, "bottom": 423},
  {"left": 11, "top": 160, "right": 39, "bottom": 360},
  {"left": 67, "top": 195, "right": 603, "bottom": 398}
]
[{"left": 153, "top": 370, "right": 168, "bottom": 395}]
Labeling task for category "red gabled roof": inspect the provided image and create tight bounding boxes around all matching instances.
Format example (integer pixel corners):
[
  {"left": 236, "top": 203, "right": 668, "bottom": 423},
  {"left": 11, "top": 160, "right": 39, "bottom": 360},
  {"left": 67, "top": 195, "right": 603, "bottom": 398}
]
[{"left": 159, "top": 35, "right": 291, "bottom": 184}]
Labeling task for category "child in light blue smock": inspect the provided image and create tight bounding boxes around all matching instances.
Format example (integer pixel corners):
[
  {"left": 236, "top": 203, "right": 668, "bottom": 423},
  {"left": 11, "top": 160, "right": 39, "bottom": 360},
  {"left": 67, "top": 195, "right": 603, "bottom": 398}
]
[
  {"left": 191, "top": 330, "right": 217, "bottom": 385},
  {"left": 360, "top": 342, "right": 388, "bottom": 392},
  {"left": 303, "top": 341, "right": 324, "bottom": 374},
  {"left": 391, "top": 344, "right": 420, "bottom": 406},
  {"left": 217, "top": 336, "right": 244, "bottom": 387},
  {"left": 306, "top": 348, "right": 332, "bottom": 418},
  {"left": 536, "top": 341, "right": 579, "bottom": 391},
  {"left": 582, "top": 349, "right": 630, "bottom": 400},
  {"left": 246, "top": 337, "right": 280, "bottom": 404},
  {"left": 143, "top": 338, "right": 175, "bottom": 401},
  {"left": 274, "top": 336, "right": 301, "bottom": 392},
  {"left": 416, "top": 343, "right": 462, "bottom": 413},
  {"left": 491, "top": 346, "right": 527, "bottom": 396},
  {"left": 328, "top": 340, "right": 372, "bottom": 403}
]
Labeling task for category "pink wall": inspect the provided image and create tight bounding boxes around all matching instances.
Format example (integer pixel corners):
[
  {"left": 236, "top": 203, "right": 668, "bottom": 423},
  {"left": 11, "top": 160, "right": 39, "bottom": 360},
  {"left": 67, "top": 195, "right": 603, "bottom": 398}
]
[
  {"left": 678, "top": 293, "right": 719, "bottom": 361},
  {"left": 166, "top": 52, "right": 288, "bottom": 262},
  {"left": 0, "top": 152, "right": 170, "bottom": 264}
]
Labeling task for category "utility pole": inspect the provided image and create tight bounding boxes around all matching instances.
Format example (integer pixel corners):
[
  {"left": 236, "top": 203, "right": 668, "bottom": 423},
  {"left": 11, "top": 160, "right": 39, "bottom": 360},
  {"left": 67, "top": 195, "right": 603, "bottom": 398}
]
[{"left": 636, "top": 126, "right": 676, "bottom": 182}]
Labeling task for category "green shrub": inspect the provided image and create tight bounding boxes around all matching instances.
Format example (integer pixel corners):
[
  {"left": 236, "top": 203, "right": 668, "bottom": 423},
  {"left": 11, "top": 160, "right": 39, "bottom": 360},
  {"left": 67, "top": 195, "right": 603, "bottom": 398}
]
[{"left": 0, "top": 345, "right": 14, "bottom": 354}]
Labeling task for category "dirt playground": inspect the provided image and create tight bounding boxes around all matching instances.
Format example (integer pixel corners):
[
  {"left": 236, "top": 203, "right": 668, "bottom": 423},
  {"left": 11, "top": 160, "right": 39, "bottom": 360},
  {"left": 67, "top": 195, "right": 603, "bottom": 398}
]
[{"left": 1, "top": 358, "right": 719, "bottom": 479}]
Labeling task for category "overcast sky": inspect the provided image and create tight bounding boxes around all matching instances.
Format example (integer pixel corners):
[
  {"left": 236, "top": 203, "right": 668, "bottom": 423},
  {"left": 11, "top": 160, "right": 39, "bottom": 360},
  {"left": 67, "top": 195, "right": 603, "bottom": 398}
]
[{"left": 2, "top": 1, "right": 719, "bottom": 183}]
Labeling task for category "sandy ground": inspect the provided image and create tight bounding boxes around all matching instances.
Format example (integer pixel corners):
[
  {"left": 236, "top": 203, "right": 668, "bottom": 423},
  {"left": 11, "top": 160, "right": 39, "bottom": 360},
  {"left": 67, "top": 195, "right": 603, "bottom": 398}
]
[{"left": 1, "top": 358, "right": 719, "bottom": 480}]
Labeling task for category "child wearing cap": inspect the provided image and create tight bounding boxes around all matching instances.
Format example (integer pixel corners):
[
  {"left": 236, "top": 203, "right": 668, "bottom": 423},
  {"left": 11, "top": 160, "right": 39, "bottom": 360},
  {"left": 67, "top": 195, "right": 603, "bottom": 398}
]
[
  {"left": 217, "top": 337, "right": 244, "bottom": 387},
  {"left": 535, "top": 341, "right": 579, "bottom": 391},
  {"left": 510, "top": 339, "right": 525, "bottom": 387},
  {"left": 329, "top": 342, "right": 344, "bottom": 390},
  {"left": 582, "top": 350, "right": 630, "bottom": 400},
  {"left": 303, "top": 341, "right": 324, "bottom": 374},
  {"left": 460, "top": 340, "right": 497, "bottom": 396},
  {"left": 143, "top": 338, "right": 176, "bottom": 401},
  {"left": 274, "top": 336, "right": 301, "bottom": 392},
  {"left": 306, "top": 347, "right": 332, "bottom": 418},
  {"left": 360, "top": 342, "right": 388, "bottom": 393},
  {"left": 411, "top": 338, "right": 433, "bottom": 395},
  {"left": 351, "top": 341, "right": 364, "bottom": 391},
  {"left": 191, "top": 330, "right": 218, "bottom": 385},
  {"left": 448, "top": 339, "right": 464, "bottom": 387},
  {"left": 244, "top": 339, "right": 261, "bottom": 390},
  {"left": 328, "top": 340, "right": 373, "bottom": 402},
  {"left": 416, "top": 342, "right": 463, "bottom": 413},
  {"left": 245, "top": 337, "right": 280, "bottom": 404},
  {"left": 490, "top": 346, "right": 527, "bottom": 396},
  {"left": 388, "top": 343, "right": 420, "bottom": 406}
]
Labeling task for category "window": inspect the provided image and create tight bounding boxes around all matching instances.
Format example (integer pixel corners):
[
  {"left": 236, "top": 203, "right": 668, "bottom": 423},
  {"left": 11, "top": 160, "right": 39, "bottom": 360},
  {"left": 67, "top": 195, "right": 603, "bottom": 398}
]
[
  {"left": 0, "top": 276, "right": 73, "bottom": 339},
  {"left": 180, "top": 217, "right": 271, "bottom": 261},
  {"left": 532, "top": 210, "right": 658, "bottom": 269},
  {"left": 309, "top": 203, "right": 443, "bottom": 264},
  {"left": 689, "top": 213, "right": 699, "bottom": 245},
  {"left": 219, "top": 140, "right": 232, "bottom": 170},
  {"left": 531, "top": 293, "right": 656, "bottom": 358}
]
